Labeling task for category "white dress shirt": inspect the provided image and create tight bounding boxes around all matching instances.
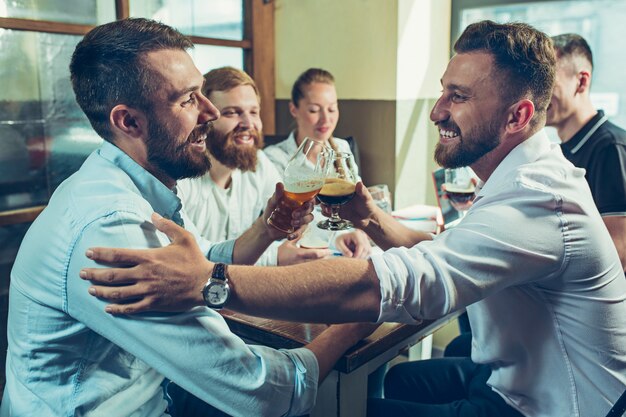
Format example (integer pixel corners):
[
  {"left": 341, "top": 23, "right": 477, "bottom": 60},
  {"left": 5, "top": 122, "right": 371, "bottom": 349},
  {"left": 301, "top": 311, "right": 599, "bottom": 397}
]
[
  {"left": 177, "top": 150, "right": 283, "bottom": 265},
  {"left": 370, "top": 130, "right": 626, "bottom": 417}
]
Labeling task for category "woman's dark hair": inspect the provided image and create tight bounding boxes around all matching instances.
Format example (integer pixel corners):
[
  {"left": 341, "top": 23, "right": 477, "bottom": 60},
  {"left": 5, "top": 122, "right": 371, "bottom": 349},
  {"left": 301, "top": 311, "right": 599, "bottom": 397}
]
[{"left": 290, "top": 68, "right": 335, "bottom": 107}]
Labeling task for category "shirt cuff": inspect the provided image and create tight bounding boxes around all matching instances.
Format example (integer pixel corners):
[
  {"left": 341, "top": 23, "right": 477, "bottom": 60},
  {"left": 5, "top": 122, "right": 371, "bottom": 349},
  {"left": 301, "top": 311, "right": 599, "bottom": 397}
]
[
  {"left": 205, "top": 239, "right": 235, "bottom": 264},
  {"left": 280, "top": 347, "right": 319, "bottom": 416},
  {"left": 370, "top": 250, "right": 421, "bottom": 324}
]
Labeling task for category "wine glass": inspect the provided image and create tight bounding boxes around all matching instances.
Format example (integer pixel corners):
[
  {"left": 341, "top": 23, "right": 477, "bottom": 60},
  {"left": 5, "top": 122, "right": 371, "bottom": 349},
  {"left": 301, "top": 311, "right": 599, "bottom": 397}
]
[
  {"left": 442, "top": 167, "right": 475, "bottom": 218},
  {"left": 317, "top": 151, "right": 358, "bottom": 231},
  {"left": 267, "top": 138, "right": 333, "bottom": 234}
]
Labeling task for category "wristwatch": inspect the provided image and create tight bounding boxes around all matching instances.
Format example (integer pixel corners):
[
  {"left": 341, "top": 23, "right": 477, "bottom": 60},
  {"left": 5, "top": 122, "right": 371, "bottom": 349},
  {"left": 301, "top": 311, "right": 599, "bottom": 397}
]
[{"left": 201, "top": 263, "right": 230, "bottom": 309}]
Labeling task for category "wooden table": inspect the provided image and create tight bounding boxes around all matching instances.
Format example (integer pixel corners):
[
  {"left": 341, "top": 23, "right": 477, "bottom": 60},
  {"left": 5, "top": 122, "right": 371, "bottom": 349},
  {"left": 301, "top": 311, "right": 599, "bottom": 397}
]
[{"left": 221, "top": 309, "right": 457, "bottom": 417}]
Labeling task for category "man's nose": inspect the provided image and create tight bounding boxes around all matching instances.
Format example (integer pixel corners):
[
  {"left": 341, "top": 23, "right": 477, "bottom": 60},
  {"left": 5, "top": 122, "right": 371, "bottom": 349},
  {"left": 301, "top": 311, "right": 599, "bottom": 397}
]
[
  {"left": 199, "top": 94, "right": 220, "bottom": 123},
  {"left": 430, "top": 96, "right": 449, "bottom": 122},
  {"left": 239, "top": 112, "right": 252, "bottom": 129}
]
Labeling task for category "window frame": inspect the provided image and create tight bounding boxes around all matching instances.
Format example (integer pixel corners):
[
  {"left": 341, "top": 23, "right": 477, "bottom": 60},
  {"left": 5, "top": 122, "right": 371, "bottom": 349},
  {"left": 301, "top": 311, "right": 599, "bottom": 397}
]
[{"left": 0, "top": 0, "right": 275, "bottom": 225}]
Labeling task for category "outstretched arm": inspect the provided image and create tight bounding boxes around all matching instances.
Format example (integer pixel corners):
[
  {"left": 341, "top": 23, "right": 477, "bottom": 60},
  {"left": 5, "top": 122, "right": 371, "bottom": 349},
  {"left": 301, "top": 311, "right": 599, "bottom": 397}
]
[{"left": 81, "top": 214, "right": 382, "bottom": 322}]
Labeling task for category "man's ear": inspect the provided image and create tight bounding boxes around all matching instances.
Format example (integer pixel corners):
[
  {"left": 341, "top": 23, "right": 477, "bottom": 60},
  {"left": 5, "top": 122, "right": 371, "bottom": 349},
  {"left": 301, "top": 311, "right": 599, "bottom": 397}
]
[
  {"left": 504, "top": 99, "right": 535, "bottom": 134},
  {"left": 576, "top": 70, "right": 592, "bottom": 94},
  {"left": 110, "top": 105, "right": 146, "bottom": 138}
]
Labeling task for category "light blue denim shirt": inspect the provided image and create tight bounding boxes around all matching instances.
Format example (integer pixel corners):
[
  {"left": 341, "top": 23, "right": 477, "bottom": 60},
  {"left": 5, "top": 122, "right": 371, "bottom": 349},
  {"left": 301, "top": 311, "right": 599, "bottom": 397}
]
[{"left": 1, "top": 141, "right": 318, "bottom": 417}]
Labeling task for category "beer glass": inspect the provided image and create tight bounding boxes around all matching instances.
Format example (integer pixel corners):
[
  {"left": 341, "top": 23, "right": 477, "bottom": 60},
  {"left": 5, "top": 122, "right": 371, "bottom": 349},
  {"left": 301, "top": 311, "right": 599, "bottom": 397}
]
[
  {"left": 317, "top": 152, "right": 358, "bottom": 231},
  {"left": 442, "top": 167, "right": 475, "bottom": 218},
  {"left": 267, "top": 138, "right": 333, "bottom": 234}
]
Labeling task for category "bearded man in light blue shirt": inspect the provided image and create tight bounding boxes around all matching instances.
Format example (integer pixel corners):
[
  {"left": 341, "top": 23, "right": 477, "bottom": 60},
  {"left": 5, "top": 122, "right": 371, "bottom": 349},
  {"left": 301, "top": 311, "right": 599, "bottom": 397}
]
[{"left": 1, "top": 18, "right": 376, "bottom": 417}]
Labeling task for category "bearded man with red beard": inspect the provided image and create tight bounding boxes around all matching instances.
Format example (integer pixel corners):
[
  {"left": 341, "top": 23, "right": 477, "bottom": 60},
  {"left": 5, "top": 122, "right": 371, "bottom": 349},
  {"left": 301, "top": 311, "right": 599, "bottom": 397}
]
[{"left": 178, "top": 67, "right": 370, "bottom": 266}]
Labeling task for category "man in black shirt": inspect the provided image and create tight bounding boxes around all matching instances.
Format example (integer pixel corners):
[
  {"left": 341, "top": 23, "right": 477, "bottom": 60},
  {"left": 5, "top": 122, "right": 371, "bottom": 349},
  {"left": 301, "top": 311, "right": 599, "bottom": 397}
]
[{"left": 547, "top": 33, "right": 626, "bottom": 271}]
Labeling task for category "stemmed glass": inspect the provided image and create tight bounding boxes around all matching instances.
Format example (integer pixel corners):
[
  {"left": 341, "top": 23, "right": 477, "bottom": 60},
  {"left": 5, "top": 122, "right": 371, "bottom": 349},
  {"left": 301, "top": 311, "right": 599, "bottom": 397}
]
[
  {"left": 317, "top": 151, "right": 358, "bottom": 231},
  {"left": 442, "top": 166, "right": 475, "bottom": 218},
  {"left": 267, "top": 137, "right": 333, "bottom": 234}
]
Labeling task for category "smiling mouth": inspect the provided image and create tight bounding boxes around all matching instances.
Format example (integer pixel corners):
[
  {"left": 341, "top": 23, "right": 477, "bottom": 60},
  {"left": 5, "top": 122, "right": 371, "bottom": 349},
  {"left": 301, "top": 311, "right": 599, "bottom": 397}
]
[
  {"left": 439, "top": 128, "right": 460, "bottom": 141},
  {"left": 233, "top": 133, "right": 256, "bottom": 146},
  {"left": 190, "top": 133, "right": 206, "bottom": 144}
]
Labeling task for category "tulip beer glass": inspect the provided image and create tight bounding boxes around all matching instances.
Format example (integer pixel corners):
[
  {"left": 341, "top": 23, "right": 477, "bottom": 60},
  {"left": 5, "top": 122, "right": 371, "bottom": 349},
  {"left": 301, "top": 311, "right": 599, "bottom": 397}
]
[
  {"left": 267, "top": 138, "right": 333, "bottom": 233},
  {"left": 317, "top": 151, "right": 358, "bottom": 231}
]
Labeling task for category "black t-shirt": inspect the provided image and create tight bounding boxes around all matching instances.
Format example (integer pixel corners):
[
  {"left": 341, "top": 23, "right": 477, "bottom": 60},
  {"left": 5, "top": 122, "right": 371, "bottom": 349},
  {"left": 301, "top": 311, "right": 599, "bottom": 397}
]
[{"left": 560, "top": 110, "right": 626, "bottom": 215}]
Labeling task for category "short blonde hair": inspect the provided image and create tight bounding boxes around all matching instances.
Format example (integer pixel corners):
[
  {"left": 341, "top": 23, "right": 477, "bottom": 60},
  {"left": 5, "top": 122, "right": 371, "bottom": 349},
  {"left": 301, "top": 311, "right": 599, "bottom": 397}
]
[{"left": 203, "top": 66, "right": 260, "bottom": 101}]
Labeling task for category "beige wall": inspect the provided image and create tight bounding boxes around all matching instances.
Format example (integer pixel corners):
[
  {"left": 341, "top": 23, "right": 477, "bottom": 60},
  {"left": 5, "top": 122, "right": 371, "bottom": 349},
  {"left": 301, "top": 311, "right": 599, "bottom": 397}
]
[
  {"left": 275, "top": 0, "right": 398, "bottom": 100},
  {"left": 275, "top": 0, "right": 451, "bottom": 208}
]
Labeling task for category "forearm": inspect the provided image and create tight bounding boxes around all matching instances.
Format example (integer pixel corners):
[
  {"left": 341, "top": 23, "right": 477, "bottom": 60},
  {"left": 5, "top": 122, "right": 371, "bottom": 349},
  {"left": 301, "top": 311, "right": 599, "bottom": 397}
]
[
  {"left": 305, "top": 323, "right": 376, "bottom": 382},
  {"left": 362, "top": 209, "right": 433, "bottom": 250},
  {"left": 232, "top": 217, "right": 275, "bottom": 265},
  {"left": 227, "top": 257, "right": 381, "bottom": 323}
]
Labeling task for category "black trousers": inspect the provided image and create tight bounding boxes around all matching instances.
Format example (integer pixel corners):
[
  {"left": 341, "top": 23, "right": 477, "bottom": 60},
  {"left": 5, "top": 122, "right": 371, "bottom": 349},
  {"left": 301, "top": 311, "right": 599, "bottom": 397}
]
[{"left": 367, "top": 357, "right": 525, "bottom": 417}]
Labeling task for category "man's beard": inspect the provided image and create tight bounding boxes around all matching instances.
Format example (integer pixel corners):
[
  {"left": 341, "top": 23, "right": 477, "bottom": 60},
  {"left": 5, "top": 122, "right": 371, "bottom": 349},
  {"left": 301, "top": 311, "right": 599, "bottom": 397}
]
[
  {"left": 145, "top": 116, "right": 212, "bottom": 181},
  {"left": 434, "top": 118, "right": 502, "bottom": 168},
  {"left": 208, "top": 127, "right": 264, "bottom": 172}
]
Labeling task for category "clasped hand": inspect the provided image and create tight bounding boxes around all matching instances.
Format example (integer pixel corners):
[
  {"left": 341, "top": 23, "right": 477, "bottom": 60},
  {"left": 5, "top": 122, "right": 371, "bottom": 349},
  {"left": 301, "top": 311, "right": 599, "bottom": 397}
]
[{"left": 319, "top": 182, "right": 379, "bottom": 229}]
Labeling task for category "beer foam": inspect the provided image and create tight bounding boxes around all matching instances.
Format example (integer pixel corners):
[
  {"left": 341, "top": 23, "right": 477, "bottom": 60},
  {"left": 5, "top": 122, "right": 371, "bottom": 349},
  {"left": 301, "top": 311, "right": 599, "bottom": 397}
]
[
  {"left": 285, "top": 178, "right": 324, "bottom": 193},
  {"left": 443, "top": 183, "right": 475, "bottom": 193},
  {"left": 321, "top": 178, "right": 356, "bottom": 196}
]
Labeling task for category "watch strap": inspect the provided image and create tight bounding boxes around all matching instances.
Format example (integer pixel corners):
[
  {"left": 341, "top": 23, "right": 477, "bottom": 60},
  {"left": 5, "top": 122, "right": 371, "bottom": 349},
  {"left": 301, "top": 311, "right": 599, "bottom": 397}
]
[{"left": 212, "top": 262, "right": 228, "bottom": 283}]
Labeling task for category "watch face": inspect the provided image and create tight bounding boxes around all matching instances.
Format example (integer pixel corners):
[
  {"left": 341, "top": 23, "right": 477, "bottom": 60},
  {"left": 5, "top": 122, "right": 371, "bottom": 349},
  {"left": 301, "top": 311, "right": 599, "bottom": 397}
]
[{"left": 206, "top": 282, "right": 229, "bottom": 306}]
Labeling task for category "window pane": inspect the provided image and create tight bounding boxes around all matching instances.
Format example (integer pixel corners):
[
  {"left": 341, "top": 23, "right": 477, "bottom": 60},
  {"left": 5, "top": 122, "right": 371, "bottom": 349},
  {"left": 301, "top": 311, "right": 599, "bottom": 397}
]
[
  {"left": 0, "top": 0, "right": 115, "bottom": 25},
  {"left": 458, "top": 0, "right": 626, "bottom": 135},
  {"left": 0, "top": 29, "right": 101, "bottom": 212},
  {"left": 130, "top": 0, "right": 244, "bottom": 40},
  {"left": 190, "top": 44, "right": 243, "bottom": 74}
]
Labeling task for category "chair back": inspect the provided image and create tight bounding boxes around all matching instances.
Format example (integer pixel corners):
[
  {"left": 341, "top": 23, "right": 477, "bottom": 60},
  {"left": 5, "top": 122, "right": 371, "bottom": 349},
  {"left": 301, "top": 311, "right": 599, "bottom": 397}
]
[{"left": 263, "top": 134, "right": 288, "bottom": 147}]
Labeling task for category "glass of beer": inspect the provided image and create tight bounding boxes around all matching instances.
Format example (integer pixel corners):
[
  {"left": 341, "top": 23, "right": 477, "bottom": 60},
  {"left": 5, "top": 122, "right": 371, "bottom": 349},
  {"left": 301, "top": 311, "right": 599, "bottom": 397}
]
[
  {"left": 442, "top": 167, "right": 476, "bottom": 218},
  {"left": 317, "top": 151, "right": 358, "bottom": 231},
  {"left": 267, "top": 137, "right": 333, "bottom": 234}
]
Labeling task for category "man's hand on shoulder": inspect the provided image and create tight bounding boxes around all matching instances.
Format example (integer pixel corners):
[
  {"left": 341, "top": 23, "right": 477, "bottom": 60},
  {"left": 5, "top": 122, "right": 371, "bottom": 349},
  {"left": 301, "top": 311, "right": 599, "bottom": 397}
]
[{"left": 80, "top": 213, "right": 211, "bottom": 314}]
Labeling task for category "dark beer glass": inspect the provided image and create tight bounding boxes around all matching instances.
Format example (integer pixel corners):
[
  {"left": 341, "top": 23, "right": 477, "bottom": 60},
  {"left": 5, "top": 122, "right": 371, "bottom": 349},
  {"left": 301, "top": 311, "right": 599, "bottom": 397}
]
[{"left": 317, "top": 152, "right": 358, "bottom": 231}]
